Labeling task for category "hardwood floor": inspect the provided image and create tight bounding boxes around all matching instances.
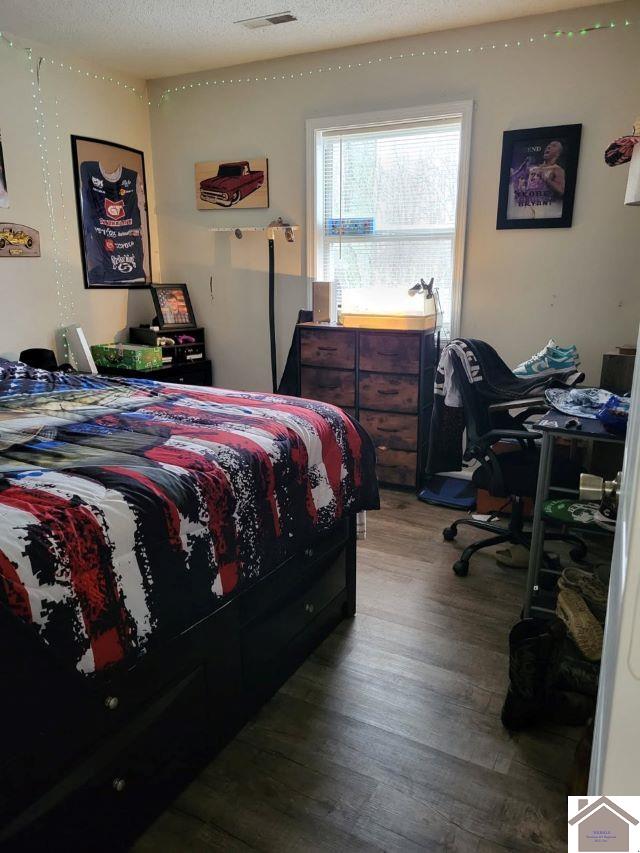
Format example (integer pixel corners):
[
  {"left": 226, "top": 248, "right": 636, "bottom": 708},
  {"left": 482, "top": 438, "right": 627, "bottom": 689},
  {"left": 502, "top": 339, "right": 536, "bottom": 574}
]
[{"left": 134, "top": 491, "right": 580, "bottom": 852}]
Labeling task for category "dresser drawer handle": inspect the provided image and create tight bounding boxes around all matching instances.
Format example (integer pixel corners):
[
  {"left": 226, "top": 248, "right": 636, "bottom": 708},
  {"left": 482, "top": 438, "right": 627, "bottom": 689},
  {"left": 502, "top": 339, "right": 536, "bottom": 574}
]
[
  {"left": 377, "top": 389, "right": 399, "bottom": 396},
  {"left": 304, "top": 603, "right": 315, "bottom": 614},
  {"left": 319, "top": 383, "right": 340, "bottom": 390},
  {"left": 317, "top": 346, "right": 338, "bottom": 352},
  {"left": 379, "top": 427, "right": 399, "bottom": 433},
  {"left": 377, "top": 351, "right": 399, "bottom": 357},
  {"left": 112, "top": 778, "right": 126, "bottom": 793},
  {"left": 104, "top": 695, "right": 119, "bottom": 711},
  {"left": 304, "top": 547, "right": 314, "bottom": 558}
]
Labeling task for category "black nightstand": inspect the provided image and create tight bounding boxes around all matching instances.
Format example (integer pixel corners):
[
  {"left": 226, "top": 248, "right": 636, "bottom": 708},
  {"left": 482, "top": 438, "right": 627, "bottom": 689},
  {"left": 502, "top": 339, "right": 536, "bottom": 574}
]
[{"left": 98, "top": 359, "right": 212, "bottom": 386}]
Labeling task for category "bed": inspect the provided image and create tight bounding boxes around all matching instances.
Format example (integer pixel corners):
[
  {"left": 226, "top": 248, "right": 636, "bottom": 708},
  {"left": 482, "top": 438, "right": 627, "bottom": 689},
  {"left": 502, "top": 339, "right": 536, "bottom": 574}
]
[{"left": 0, "top": 361, "right": 378, "bottom": 847}]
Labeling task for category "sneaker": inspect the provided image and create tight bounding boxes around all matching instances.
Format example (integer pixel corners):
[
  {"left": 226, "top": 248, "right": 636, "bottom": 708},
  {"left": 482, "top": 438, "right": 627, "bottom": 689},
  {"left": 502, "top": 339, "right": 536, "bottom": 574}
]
[
  {"left": 514, "top": 352, "right": 580, "bottom": 377},
  {"left": 514, "top": 340, "right": 579, "bottom": 377},
  {"left": 558, "top": 567, "right": 609, "bottom": 623},
  {"left": 556, "top": 588, "right": 603, "bottom": 661}
]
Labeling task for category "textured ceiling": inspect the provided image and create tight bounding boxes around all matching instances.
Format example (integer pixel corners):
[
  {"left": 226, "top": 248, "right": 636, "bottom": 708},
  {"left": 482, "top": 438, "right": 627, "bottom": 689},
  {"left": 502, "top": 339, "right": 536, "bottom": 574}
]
[{"left": 2, "top": 0, "right": 616, "bottom": 79}]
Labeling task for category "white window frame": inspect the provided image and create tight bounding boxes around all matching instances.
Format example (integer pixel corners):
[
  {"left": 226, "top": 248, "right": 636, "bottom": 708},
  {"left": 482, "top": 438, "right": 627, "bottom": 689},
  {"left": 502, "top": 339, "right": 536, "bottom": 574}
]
[{"left": 306, "top": 101, "right": 473, "bottom": 339}]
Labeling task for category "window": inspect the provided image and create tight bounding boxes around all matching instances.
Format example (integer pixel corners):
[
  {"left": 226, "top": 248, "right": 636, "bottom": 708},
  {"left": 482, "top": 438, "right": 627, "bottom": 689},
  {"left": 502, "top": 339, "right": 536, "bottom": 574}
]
[{"left": 307, "top": 103, "right": 472, "bottom": 338}]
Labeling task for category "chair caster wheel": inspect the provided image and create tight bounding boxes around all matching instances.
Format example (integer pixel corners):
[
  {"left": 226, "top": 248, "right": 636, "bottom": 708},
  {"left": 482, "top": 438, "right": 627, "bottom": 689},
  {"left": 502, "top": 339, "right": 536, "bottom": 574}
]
[
  {"left": 443, "top": 527, "right": 457, "bottom": 542},
  {"left": 570, "top": 545, "right": 587, "bottom": 562},
  {"left": 453, "top": 560, "right": 469, "bottom": 577}
]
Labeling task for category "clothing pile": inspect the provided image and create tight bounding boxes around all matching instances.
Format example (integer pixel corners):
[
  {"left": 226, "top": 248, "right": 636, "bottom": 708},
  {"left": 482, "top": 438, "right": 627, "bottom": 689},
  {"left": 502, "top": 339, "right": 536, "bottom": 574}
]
[
  {"left": 426, "top": 338, "right": 584, "bottom": 475},
  {"left": 502, "top": 566, "right": 608, "bottom": 731},
  {"left": 514, "top": 338, "right": 580, "bottom": 377}
]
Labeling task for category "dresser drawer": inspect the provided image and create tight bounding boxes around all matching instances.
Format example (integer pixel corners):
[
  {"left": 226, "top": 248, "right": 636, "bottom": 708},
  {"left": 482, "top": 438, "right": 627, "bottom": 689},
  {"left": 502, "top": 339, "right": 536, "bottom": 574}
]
[
  {"left": 301, "top": 367, "right": 355, "bottom": 408},
  {"left": 300, "top": 329, "right": 355, "bottom": 369},
  {"left": 376, "top": 448, "right": 418, "bottom": 487},
  {"left": 358, "top": 411, "right": 417, "bottom": 451},
  {"left": 359, "top": 331, "right": 420, "bottom": 374},
  {"left": 359, "top": 371, "right": 418, "bottom": 413}
]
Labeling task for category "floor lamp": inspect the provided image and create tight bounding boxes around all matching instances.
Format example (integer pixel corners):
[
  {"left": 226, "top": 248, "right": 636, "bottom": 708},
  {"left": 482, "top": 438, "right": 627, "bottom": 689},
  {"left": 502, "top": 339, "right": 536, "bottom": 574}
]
[{"left": 210, "top": 218, "right": 298, "bottom": 392}]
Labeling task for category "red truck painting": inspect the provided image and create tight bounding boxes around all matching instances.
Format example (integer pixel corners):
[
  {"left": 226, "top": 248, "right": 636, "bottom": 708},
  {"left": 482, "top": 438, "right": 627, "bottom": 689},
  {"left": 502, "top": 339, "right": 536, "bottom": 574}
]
[{"left": 199, "top": 161, "right": 265, "bottom": 207}]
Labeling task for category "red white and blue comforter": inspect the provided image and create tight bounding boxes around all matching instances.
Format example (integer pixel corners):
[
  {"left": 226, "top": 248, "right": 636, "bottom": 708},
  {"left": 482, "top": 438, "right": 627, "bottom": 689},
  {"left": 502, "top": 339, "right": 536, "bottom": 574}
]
[{"left": 0, "top": 364, "right": 378, "bottom": 676}]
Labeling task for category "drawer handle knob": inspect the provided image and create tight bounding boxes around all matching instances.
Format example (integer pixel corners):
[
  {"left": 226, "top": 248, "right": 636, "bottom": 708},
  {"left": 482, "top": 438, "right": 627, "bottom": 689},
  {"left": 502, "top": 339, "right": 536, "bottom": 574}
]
[
  {"left": 304, "top": 603, "right": 315, "bottom": 614},
  {"left": 304, "top": 547, "right": 314, "bottom": 558},
  {"left": 319, "top": 383, "right": 340, "bottom": 390},
  {"left": 104, "top": 695, "right": 119, "bottom": 711},
  {"left": 317, "top": 346, "right": 338, "bottom": 352},
  {"left": 112, "top": 778, "right": 126, "bottom": 793},
  {"left": 377, "top": 351, "right": 399, "bottom": 357},
  {"left": 377, "top": 390, "right": 399, "bottom": 396}
]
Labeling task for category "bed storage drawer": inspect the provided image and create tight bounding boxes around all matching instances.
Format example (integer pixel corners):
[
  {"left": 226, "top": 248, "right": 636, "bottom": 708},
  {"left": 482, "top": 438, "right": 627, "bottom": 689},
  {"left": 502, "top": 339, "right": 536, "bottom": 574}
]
[
  {"left": 301, "top": 367, "right": 355, "bottom": 407},
  {"left": 300, "top": 329, "right": 355, "bottom": 369},
  {"left": 6, "top": 668, "right": 208, "bottom": 849},
  {"left": 242, "top": 553, "right": 346, "bottom": 693}
]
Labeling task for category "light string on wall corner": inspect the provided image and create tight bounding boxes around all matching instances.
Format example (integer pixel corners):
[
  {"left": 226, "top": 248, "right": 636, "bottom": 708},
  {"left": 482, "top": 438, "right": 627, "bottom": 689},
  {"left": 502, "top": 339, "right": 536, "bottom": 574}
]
[
  {"left": 0, "top": 31, "right": 153, "bottom": 106},
  {"left": 29, "top": 50, "right": 77, "bottom": 358},
  {"left": 156, "top": 15, "right": 636, "bottom": 106}
]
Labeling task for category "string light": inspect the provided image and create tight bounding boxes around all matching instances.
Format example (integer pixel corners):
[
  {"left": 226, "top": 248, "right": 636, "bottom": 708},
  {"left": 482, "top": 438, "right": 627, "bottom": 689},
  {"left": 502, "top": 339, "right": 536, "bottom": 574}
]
[
  {"left": 0, "top": 16, "right": 635, "bottom": 111},
  {"left": 29, "top": 51, "right": 75, "bottom": 358},
  {"left": 52, "top": 95, "right": 76, "bottom": 331},
  {"left": 0, "top": 31, "right": 148, "bottom": 104},
  {"left": 155, "top": 15, "right": 635, "bottom": 105}
]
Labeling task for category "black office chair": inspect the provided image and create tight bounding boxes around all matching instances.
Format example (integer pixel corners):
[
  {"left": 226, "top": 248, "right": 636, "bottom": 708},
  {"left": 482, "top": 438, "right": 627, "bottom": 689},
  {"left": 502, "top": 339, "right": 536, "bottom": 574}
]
[{"left": 442, "top": 349, "right": 586, "bottom": 576}]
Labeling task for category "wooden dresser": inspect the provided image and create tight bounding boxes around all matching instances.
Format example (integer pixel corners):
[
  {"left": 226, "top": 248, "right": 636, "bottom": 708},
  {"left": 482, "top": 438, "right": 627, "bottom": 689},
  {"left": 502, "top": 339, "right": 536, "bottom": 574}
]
[{"left": 297, "top": 322, "right": 437, "bottom": 489}]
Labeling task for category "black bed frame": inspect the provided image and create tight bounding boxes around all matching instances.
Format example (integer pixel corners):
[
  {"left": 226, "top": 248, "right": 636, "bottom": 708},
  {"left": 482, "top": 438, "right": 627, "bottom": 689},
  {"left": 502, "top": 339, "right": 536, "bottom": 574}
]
[{"left": 0, "top": 515, "right": 357, "bottom": 850}]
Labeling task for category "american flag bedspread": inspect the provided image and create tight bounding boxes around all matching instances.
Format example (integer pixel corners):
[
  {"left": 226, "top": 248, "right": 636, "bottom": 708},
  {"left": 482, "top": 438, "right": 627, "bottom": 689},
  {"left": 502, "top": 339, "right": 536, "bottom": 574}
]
[{"left": 0, "top": 363, "right": 378, "bottom": 677}]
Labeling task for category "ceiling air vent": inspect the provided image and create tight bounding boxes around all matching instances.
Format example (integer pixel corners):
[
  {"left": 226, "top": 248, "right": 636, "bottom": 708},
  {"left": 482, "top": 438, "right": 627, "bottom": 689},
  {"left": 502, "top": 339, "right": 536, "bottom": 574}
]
[{"left": 235, "top": 11, "right": 297, "bottom": 29}]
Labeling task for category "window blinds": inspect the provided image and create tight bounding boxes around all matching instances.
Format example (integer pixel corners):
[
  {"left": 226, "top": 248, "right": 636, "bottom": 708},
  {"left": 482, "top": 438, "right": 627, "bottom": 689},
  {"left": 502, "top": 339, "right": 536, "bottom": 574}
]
[{"left": 319, "top": 120, "right": 462, "bottom": 335}]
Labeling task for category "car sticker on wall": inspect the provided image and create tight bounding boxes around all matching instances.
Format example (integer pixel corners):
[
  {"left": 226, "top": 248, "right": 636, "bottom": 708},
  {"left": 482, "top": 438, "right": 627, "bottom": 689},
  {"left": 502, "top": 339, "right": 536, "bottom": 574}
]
[
  {"left": 195, "top": 158, "right": 269, "bottom": 209},
  {"left": 0, "top": 223, "right": 41, "bottom": 257}
]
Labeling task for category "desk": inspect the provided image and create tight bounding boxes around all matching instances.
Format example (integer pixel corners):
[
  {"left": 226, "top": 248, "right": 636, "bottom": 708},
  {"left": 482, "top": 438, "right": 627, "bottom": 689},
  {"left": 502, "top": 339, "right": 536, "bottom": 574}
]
[{"left": 523, "top": 410, "right": 625, "bottom": 618}]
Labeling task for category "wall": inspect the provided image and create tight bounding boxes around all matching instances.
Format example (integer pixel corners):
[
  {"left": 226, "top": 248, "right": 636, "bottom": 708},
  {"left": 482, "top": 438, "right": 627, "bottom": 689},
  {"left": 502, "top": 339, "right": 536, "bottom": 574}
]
[
  {"left": 0, "top": 38, "right": 160, "bottom": 362},
  {"left": 148, "top": 0, "right": 640, "bottom": 390}
]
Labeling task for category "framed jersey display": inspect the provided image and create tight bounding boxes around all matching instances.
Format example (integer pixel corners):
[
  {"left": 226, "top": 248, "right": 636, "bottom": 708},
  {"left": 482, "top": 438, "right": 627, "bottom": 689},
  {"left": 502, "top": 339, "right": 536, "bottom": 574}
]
[{"left": 71, "top": 135, "right": 152, "bottom": 288}]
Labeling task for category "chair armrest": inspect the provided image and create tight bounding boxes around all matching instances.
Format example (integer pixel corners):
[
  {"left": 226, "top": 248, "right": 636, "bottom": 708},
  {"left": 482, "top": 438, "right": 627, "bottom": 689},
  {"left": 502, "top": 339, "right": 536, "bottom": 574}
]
[
  {"left": 466, "top": 428, "right": 541, "bottom": 458},
  {"left": 488, "top": 397, "right": 546, "bottom": 413},
  {"left": 481, "top": 428, "right": 542, "bottom": 443}
]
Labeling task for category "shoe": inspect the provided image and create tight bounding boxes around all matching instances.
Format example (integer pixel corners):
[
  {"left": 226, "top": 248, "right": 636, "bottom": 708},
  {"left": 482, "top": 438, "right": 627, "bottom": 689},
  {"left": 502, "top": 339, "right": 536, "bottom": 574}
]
[
  {"left": 514, "top": 339, "right": 580, "bottom": 377},
  {"left": 542, "top": 338, "right": 579, "bottom": 359},
  {"left": 501, "top": 618, "right": 565, "bottom": 730},
  {"left": 514, "top": 352, "right": 580, "bottom": 377},
  {"left": 558, "top": 566, "right": 609, "bottom": 623},
  {"left": 555, "top": 636, "right": 600, "bottom": 697},
  {"left": 556, "top": 588, "right": 603, "bottom": 661},
  {"left": 547, "top": 689, "right": 595, "bottom": 726},
  {"left": 495, "top": 545, "right": 529, "bottom": 568}
]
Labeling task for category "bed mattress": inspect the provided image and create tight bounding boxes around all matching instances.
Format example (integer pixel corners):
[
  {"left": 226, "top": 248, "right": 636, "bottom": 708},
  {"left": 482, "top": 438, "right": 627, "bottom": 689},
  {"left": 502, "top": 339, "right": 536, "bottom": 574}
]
[{"left": 0, "top": 363, "right": 378, "bottom": 676}]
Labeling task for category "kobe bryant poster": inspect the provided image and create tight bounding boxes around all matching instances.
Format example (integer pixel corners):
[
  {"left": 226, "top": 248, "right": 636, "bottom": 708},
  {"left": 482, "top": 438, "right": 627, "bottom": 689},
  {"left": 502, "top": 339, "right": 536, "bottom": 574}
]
[
  {"left": 496, "top": 124, "right": 582, "bottom": 229},
  {"left": 71, "top": 135, "right": 152, "bottom": 288}
]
